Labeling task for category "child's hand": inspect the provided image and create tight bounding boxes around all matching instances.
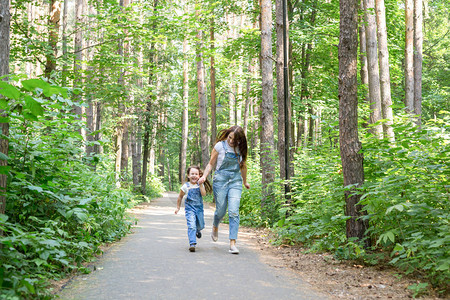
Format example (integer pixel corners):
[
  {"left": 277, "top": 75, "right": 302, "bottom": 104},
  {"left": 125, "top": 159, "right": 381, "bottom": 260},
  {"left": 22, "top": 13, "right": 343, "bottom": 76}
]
[
  {"left": 198, "top": 176, "right": 206, "bottom": 185},
  {"left": 175, "top": 208, "right": 180, "bottom": 214}
]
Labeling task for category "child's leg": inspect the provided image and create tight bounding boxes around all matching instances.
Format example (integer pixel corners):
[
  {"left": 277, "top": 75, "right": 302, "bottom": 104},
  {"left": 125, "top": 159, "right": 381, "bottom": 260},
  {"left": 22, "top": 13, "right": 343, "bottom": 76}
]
[
  {"left": 185, "top": 208, "right": 197, "bottom": 245},
  {"left": 196, "top": 208, "right": 205, "bottom": 232}
]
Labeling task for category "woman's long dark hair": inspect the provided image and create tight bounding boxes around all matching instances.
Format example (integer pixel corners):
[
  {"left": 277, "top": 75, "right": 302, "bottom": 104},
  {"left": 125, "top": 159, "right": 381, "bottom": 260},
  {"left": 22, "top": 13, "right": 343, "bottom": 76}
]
[{"left": 216, "top": 125, "right": 248, "bottom": 168}]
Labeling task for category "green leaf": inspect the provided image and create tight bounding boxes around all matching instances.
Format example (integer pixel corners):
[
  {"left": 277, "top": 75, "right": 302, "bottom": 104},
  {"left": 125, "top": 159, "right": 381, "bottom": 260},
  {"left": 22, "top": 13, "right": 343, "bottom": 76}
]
[
  {"left": 0, "top": 82, "right": 20, "bottom": 100},
  {"left": 25, "top": 96, "right": 44, "bottom": 116},
  {"left": 22, "top": 79, "right": 51, "bottom": 93},
  {"left": 386, "top": 231, "right": 395, "bottom": 243},
  {"left": 26, "top": 185, "right": 43, "bottom": 193},
  {"left": 0, "top": 213, "right": 8, "bottom": 223},
  {"left": 22, "top": 278, "right": 36, "bottom": 294},
  {"left": 0, "top": 152, "right": 9, "bottom": 160},
  {"left": 436, "top": 261, "right": 449, "bottom": 271},
  {"left": 0, "top": 165, "right": 11, "bottom": 175}
]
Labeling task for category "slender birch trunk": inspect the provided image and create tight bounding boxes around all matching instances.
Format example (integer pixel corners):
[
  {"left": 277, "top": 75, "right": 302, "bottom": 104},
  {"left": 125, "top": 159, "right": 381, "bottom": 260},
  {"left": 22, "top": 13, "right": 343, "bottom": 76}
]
[
  {"left": 359, "top": 0, "right": 369, "bottom": 102},
  {"left": 260, "top": 0, "right": 276, "bottom": 216},
  {"left": 195, "top": 7, "right": 210, "bottom": 169},
  {"left": 210, "top": 17, "right": 217, "bottom": 148},
  {"left": 180, "top": 22, "right": 189, "bottom": 184},
  {"left": 405, "top": 0, "right": 414, "bottom": 112},
  {"left": 413, "top": 0, "right": 423, "bottom": 124},
  {"left": 364, "top": 0, "right": 383, "bottom": 137},
  {"left": 0, "top": 0, "right": 10, "bottom": 218},
  {"left": 375, "top": 0, "right": 394, "bottom": 141}
]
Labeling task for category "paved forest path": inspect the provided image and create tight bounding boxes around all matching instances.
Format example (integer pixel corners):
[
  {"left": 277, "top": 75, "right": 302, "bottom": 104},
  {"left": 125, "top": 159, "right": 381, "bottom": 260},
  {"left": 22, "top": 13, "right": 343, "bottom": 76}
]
[{"left": 58, "top": 192, "right": 327, "bottom": 300}]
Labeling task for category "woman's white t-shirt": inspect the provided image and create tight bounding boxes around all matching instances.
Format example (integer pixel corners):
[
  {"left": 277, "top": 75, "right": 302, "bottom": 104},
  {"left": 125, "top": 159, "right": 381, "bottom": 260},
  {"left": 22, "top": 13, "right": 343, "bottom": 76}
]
[{"left": 214, "top": 141, "right": 242, "bottom": 170}]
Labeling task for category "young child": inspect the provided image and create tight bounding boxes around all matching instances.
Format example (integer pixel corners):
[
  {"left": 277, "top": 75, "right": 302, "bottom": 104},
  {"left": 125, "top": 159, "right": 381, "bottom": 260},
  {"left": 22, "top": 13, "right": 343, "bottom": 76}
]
[{"left": 175, "top": 166, "right": 212, "bottom": 252}]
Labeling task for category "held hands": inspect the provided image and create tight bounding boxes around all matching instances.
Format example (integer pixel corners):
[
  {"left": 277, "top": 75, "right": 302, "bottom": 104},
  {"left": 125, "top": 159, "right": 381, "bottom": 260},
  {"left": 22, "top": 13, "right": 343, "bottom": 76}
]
[{"left": 198, "top": 176, "right": 206, "bottom": 185}]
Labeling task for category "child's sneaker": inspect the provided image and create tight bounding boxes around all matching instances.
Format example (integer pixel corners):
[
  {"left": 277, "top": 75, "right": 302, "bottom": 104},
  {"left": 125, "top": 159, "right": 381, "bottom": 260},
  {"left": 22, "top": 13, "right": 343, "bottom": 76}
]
[
  {"left": 189, "top": 244, "right": 196, "bottom": 252},
  {"left": 196, "top": 231, "right": 202, "bottom": 238}
]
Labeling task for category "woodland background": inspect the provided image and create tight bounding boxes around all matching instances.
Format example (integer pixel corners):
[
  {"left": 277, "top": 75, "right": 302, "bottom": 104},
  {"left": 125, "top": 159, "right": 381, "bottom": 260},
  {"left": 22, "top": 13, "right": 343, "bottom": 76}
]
[{"left": 0, "top": 0, "right": 448, "bottom": 298}]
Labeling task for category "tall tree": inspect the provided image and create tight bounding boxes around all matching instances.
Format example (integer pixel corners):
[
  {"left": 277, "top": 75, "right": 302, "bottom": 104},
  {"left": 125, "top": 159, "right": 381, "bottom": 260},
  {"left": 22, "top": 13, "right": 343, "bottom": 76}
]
[
  {"left": 210, "top": 16, "right": 217, "bottom": 148},
  {"left": 260, "top": 0, "right": 276, "bottom": 216},
  {"left": 195, "top": 7, "right": 209, "bottom": 169},
  {"left": 405, "top": 0, "right": 414, "bottom": 112},
  {"left": 44, "top": 0, "right": 61, "bottom": 78},
  {"left": 339, "top": 0, "right": 369, "bottom": 245},
  {"left": 0, "top": 0, "right": 10, "bottom": 217},
  {"left": 180, "top": 8, "right": 189, "bottom": 184},
  {"left": 413, "top": 0, "right": 423, "bottom": 124},
  {"left": 141, "top": 0, "right": 158, "bottom": 193},
  {"left": 276, "top": 0, "right": 288, "bottom": 180},
  {"left": 375, "top": 0, "right": 394, "bottom": 140},
  {"left": 363, "top": 0, "right": 383, "bottom": 137},
  {"left": 359, "top": 0, "right": 369, "bottom": 102}
]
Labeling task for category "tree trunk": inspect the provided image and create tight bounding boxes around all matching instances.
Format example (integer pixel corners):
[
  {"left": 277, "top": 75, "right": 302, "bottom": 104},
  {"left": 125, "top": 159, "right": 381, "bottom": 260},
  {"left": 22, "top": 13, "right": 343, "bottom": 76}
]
[
  {"left": 141, "top": 0, "right": 158, "bottom": 193},
  {"left": 359, "top": 0, "right": 369, "bottom": 102},
  {"left": 243, "top": 58, "right": 253, "bottom": 136},
  {"left": 276, "top": 0, "right": 288, "bottom": 180},
  {"left": 339, "top": 0, "right": 369, "bottom": 246},
  {"left": 413, "top": 0, "right": 423, "bottom": 124},
  {"left": 210, "top": 18, "right": 217, "bottom": 148},
  {"left": 0, "top": 0, "right": 10, "bottom": 218},
  {"left": 363, "top": 0, "right": 383, "bottom": 137},
  {"left": 375, "top": 0, "right": 394, "bottom": 141},
  {"left": 74, "top": 0, "right": 84, "bottom": 117},
  {"left": 196, "top": 8, "right": 210, "bottom": 169},
  {"left": 180, "top": 23, "right": 189, "bottom": 184},
  {"left": 260, "top": 0, "right": 276, "bottom": 217},
  {"left": 405, "top": 0, "right": 414, "bottom": 112},
  {"left": 44, "top": 0, "right": 61, "bottom": 78},
  {"left": 62, "top": 0, "right": 68, "bottom": 85}
]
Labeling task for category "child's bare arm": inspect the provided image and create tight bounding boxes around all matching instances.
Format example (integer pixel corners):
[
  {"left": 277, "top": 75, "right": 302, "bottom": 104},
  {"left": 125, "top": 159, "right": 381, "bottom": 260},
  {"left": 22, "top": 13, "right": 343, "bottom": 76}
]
[
  {"left": 199, "top": 183, "right": 206, "bottom": 197},
  {"left": 175, "top": 190, "right": 185, "bottom": 214}
]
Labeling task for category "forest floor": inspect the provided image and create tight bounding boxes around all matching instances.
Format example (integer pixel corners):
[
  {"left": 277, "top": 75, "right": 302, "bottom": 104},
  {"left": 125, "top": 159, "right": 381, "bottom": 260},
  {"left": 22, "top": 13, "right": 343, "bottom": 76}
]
[{"left": 239, "top": 226, "right": 443, "bottom": 299}]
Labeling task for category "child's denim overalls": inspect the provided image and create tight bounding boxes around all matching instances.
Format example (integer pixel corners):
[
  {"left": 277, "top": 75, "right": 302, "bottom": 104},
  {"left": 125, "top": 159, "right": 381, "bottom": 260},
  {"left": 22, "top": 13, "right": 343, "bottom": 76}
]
[
  {"left": 184, "top": 182, "right": 205, "bottom": 245},
  {"left": 212, "top": 141, "right": 243, "bottom": 240}
]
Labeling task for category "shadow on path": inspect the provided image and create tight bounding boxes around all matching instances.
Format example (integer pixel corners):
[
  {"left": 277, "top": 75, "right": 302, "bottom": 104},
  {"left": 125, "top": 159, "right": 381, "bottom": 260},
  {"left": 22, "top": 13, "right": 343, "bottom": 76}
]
[{"left": 58, "top": 192, "right": 327, "bottom": 300}]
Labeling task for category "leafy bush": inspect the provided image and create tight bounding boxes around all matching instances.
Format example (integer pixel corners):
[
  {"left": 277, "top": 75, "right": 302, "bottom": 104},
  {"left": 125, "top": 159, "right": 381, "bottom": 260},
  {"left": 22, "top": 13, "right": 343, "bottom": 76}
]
[
  {"left": 273, "top": 147, "right": 347, "bottom": 250},
  {"left": 361, "top": 113, "right": 450, "bottom": 289},
  {"left": 0, "top": 79, "right": 136, "bottom": 299}
]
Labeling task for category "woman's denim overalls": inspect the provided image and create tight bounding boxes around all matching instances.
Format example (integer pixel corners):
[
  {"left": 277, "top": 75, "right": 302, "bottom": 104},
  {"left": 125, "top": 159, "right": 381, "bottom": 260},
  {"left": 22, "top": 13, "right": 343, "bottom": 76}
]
[
  {"left": 213, "top": 141, "right": 243, "bottom": 240},
  {"left": 184, "top": 182, "right": 205, "bottom": 245}
]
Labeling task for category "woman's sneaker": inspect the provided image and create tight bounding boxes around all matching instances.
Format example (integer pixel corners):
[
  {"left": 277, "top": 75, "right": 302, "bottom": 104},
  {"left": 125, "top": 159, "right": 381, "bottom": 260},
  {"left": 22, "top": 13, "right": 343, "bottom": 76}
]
[
  {"left": 211, "top": 227, "right": 218, "bottom": 242},
  {"left": 189, "top": 244, "right": 196, "bottom": 252},
  {"left": 229, "top": 245, "right": 239, "bottom": 254},
  {"left": 196, "top": 231, "right": 202, "bottom": 238}
]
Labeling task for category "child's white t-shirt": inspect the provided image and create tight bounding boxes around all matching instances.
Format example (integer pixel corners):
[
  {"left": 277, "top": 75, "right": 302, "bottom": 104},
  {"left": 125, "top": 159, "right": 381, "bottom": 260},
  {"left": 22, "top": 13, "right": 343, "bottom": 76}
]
[
  {"left": 180, "top": 182, "right": 199, "bottom": 202},
  {"left": 214, "top": 141, "right": 242, "bottom": 170}
]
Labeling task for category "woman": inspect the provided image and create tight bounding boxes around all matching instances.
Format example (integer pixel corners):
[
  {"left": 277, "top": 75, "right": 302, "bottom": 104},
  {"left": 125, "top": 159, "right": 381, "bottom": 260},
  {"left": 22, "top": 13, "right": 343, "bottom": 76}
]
[{"left": 198, "top": 125, "right": 250, "bottom": 254}]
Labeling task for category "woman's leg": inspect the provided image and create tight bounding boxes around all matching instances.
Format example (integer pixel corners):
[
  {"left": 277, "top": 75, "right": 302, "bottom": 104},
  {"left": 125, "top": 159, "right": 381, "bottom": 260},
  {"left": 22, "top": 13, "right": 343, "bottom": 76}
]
[
  {"left": 227, "top": 185, "right": 242, "bottom": 240},
  {"left": 213, "top": 182, "right": 229, "bottom": 228}
]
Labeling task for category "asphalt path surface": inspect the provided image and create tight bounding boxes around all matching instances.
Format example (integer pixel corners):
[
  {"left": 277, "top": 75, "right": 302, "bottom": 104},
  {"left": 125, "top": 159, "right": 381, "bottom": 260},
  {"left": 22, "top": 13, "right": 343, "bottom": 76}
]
[{"left": 58, "top": 192, "right": 327, "bottom": 300}]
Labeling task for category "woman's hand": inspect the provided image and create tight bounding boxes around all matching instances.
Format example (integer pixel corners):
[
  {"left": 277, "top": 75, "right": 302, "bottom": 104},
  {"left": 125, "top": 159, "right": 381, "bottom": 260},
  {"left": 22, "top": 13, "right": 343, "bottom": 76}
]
[
  {"left": 244, "top": 182, "right": 250, "bottom": 189},
  {"left": 175, "top": 208, "right": 180, "bottom": 214},
  {"left": 198, "top": 176, "right": 206, "bottom": 185}
]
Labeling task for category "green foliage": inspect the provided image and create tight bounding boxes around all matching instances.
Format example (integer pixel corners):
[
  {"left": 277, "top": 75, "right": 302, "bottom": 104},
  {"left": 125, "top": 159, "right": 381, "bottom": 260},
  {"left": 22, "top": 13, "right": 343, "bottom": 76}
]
[
  {"left": 273, "top": 147, "right": 347, "bottom": 250},
  {"left": 0, "top": 79, "right": 136, "bottom": 299},
  {"left": 360, "top": 113, "right": 450, "bottom": 289},
  {"left": 240, "top": 155, "right": 263, "bottom": 227}
]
